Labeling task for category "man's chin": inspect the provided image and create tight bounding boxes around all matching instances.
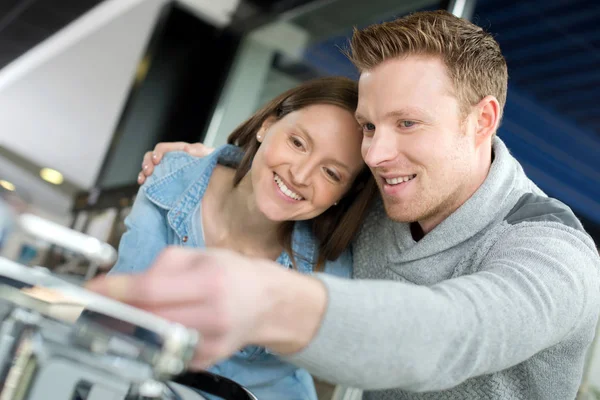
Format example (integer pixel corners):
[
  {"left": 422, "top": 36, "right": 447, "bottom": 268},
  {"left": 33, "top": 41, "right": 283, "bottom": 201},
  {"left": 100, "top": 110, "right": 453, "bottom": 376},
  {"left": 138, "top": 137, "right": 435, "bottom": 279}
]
[{"left": 381, "top": 201, "right": 419, "bottom": 223}]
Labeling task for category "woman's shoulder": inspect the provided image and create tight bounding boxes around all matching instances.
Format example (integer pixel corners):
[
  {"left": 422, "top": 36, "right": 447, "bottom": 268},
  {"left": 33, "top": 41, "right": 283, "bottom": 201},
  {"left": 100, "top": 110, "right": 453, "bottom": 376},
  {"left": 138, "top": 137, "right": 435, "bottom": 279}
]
[
  {"left": 145, "top": 151, "right": 207, "bottom": 186},
  {"left": 290, "top": 221, "right": 354, "bottom": 278},
  {"left": 140, "top": 151, "right": 212, "bottom": 209},
  {"left": 322, "top": 248, "right": 353, "bottom": 278},
  {"left": 141, "top": 145, "right": 243, "bottom": 209},
  {"left": 145, "top": 145, "right": 243, "bottom": 187}
]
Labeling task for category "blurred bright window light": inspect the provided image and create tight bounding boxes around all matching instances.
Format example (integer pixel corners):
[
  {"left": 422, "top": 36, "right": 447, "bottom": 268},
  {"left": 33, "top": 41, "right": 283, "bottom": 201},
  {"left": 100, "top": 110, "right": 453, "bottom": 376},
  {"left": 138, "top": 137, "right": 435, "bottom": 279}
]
[
  {"left": 0, "top": 180, "right": 16, "bottom": 191},
  {"left": 40, "top": 168, "right": 64, "bottom": 185}
]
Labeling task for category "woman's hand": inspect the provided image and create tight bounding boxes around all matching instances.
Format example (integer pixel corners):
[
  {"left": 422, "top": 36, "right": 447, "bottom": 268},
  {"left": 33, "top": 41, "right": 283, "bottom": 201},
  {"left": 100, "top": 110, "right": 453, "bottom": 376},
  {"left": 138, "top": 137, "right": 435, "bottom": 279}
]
[{"left": 138, "top": 142, "right": 215, "bottom": 184}]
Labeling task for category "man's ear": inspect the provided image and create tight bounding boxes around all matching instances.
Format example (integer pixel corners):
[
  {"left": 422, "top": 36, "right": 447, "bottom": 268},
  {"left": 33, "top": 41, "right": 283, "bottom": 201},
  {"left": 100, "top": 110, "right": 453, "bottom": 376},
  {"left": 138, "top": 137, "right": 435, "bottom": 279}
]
[{"left": 474, "top": 95, "right": 500, "bottom": 145}]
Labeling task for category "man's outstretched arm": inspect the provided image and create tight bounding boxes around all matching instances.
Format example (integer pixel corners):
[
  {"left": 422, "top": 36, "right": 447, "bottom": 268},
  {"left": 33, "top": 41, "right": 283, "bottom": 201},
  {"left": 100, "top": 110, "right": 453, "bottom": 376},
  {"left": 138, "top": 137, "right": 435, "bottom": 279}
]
[
  {"left": 286, "top": 225, "right": 600, "bottom": 391},
  {"left": 88, "top": 225, "right": 599, "bottom": 391}
]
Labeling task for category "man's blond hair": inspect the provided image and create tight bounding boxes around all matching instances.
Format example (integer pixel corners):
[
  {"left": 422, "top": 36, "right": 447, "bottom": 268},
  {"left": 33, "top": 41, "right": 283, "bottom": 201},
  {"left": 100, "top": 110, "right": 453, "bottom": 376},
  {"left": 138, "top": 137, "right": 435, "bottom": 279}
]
[{"left": 347, "top": 10, "right": 508, "bottom": 121}]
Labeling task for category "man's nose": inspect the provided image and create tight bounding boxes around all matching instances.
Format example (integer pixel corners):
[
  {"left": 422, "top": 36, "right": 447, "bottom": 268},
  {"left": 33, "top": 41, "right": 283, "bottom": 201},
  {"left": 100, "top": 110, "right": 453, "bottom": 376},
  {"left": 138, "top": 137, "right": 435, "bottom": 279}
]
[{"left": 363, "top": 129, "right": 399, "bottom": 168}]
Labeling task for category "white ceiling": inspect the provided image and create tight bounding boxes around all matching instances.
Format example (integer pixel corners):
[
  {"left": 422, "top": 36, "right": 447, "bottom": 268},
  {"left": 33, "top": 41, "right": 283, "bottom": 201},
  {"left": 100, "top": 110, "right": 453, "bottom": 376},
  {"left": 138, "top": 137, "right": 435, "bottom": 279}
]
[
  {"left": 0, "top": 0, "right": 168, "bottom": 187},
  {"left": 0, "top": 0, "right": 168, "bottom": 217},
  {"left": 0, "top": 0, "right": 243, "bottom": 220}
]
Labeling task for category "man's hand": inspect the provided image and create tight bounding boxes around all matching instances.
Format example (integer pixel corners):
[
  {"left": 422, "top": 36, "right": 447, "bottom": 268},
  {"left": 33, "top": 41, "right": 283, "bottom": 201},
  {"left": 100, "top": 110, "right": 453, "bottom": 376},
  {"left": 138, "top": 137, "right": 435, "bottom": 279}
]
[
  {"left": 86, "top": 247, "right": 327, "bottom": 370},
  {"left": 138, "top": 142, "right": 215, "bottom": 184}
]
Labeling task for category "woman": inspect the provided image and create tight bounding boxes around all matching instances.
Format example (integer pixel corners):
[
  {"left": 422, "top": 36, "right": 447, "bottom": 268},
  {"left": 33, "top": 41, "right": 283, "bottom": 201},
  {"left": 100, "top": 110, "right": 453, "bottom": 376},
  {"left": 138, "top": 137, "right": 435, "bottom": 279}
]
[{"left": 111, "top": 77, "right": 376, "bottom": 399}]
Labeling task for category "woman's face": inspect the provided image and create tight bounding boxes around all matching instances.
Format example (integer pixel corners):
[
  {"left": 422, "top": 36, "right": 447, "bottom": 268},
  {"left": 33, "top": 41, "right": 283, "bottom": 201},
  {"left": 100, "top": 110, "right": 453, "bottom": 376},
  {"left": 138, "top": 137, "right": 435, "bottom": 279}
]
[{"left": 250, "top": 104, "right": 365, "bottom": 222}]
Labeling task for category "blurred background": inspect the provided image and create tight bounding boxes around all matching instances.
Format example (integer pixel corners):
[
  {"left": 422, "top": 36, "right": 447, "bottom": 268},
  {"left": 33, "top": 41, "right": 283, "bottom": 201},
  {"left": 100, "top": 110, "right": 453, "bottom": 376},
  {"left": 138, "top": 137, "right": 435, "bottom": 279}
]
[{"left": 0, "top": 0, "right": 598, "bottom": 398}]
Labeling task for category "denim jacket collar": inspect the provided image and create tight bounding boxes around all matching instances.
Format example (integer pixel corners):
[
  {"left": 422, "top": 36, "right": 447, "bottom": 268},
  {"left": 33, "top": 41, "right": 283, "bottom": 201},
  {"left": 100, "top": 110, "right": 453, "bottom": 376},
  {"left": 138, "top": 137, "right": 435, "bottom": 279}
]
[{"left": 143, "top": 145, "right": 317, "bottom": 274}]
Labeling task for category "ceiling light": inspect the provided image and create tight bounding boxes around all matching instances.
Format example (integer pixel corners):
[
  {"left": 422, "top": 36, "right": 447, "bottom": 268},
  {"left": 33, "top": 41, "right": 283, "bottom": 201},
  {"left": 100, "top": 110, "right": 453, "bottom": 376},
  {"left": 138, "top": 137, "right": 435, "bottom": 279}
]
[
  {"left": 40, "top": 168, "right": 64, "bottom": 185},
  {"left": 0, "top": 180, "right": 15, "bottom": 191},
  {"left": 135, "top": 56, "right": 150, "bottom": 82}
]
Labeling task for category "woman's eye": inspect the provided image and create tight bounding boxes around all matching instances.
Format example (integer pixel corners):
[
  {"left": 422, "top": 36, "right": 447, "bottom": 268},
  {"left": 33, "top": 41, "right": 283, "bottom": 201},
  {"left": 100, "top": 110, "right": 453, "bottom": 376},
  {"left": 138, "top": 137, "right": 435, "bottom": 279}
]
[
  {"left": 290, "top": 136, "right": 304, "bottom": 149},
  {"left": 401, "top": 120, "right": 416, "bottom": 128},
  {"left": 324, "top": 168, "right": 341, "bottom": 182}
]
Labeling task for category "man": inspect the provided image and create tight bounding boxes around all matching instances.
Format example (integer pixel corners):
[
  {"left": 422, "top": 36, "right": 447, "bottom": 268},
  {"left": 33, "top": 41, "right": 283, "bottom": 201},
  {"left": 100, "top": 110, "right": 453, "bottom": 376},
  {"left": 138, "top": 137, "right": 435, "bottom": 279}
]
[{"left": 89, "top": 10, "right": 600, "bottom": 399}]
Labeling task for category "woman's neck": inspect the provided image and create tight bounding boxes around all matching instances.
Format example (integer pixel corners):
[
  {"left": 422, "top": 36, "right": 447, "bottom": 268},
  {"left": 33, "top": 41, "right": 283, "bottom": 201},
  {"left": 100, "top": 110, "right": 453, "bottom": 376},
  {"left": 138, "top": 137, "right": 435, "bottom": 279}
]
[{"left": 203, "top": 166, "right": 283, "bottom": 258}]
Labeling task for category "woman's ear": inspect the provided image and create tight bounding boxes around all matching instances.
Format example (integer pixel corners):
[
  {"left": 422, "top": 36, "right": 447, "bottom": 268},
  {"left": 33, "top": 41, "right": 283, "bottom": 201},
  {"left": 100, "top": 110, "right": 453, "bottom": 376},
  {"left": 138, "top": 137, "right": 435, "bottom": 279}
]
[{"left": 257, "top": 116, "right": 277, "bottom": 142}]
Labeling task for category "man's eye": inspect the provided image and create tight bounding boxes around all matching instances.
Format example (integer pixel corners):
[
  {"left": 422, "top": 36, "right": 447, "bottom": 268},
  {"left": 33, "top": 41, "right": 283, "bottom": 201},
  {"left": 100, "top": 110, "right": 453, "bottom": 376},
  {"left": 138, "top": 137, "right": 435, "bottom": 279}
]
[
  {"left": 401, "top": 121, "right": 416, "bottom": 128},
  {"left": 362, "top": 123, "right": 376, "bottom": 132}
]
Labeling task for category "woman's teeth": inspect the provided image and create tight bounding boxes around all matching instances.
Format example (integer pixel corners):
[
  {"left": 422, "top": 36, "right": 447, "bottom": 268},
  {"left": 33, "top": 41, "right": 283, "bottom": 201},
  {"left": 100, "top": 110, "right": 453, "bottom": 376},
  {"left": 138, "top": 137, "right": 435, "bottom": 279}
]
[
  {"left": 274, "top": 174, "right": 303, "bottom": 200},
  {"left": 385, "top": 175, "right": 416, "bottom": 185}
]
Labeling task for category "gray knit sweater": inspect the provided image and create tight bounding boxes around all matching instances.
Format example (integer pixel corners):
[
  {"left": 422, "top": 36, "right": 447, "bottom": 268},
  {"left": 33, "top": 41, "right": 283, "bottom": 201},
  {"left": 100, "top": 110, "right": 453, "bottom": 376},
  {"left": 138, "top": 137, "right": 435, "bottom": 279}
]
[{"left": 289, "top": 137, "right": 600, "bottom": 399}]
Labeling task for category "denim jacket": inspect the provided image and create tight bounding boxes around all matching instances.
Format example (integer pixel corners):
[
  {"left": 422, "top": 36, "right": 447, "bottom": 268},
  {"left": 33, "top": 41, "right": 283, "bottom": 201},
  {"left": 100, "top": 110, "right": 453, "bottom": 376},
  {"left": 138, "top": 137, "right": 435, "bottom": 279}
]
[{"left": 111, "top": 145, "right": 352, "bottom": 400}]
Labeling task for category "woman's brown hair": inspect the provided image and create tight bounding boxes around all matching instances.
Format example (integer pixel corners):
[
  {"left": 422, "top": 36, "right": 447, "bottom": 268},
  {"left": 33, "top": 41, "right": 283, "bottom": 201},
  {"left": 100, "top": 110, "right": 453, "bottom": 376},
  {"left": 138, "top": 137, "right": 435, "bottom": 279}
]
[{"left": 227, "top": 76, "right": 377, "bottom": 271}]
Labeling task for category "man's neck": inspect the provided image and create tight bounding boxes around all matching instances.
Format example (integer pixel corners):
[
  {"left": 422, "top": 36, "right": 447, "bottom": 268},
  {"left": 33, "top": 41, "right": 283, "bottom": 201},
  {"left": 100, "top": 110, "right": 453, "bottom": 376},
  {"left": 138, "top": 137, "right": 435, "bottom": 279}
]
[{"left": 417, "top": 145, "right": 494, "bottom": 237}]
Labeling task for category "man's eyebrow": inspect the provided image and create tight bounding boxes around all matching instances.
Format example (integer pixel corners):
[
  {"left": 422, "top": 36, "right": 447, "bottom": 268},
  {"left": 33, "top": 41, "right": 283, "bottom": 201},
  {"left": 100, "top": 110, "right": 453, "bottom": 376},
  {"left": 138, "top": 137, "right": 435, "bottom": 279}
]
[
  {"left": 383, "top": 107, "right": 431, "bottom": 119},
  {"left": 355, "top": 107, "right": 432, "bottom": 122},
  {"left": 354, "top": 112, "right": 368, "bottom": 121}
]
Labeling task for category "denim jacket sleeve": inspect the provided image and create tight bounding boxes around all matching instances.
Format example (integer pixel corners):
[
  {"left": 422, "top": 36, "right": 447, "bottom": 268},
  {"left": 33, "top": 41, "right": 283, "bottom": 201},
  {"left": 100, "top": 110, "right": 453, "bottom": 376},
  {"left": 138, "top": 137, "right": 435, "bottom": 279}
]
[
  {"left": 111, "top": 151, "right": 210, "bottom": 275},
  {"left": 322, "top": 248, "right": 353, "bottom": 279},
  {"left": 110, "top": 187, "right": 169, "bottom": 275},
  {"left": 111, "top": 151, "right": 211, "bottom": 276}
]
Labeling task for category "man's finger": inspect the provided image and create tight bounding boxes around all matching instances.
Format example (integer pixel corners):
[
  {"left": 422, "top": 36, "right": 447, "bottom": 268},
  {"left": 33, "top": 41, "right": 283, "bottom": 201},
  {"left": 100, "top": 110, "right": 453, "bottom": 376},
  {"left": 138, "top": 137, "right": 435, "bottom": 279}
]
[
  {"left": 141, "top": 152, "right": 155, "bottom": 177},
  {"left": 87, "top": 266, "right": 220, "bottom": 308},
  {"left": 153, "top": 142, "right": 190, "bottom": 163},
  {"left": 141, "top": 151, "right": 152, "bottom": 169},
  {"left": 85, "top": 274, "right": 135, "bottom": 303},
  {"left": 187, "top": 143, "right": 214, "bottom": 157},
  {"left": 86, "top": 248, "right": 219, "bottom": 303},
  {"left": 150, "top": 247, "right": 215, "bottom": 274},
  {"left": 188, "top": 335, "right": 231, "bottom": 371},
  {"left": 86, "top": 273, "right": 201, "bottom": 307},
  {"left": 142, "top": 303, "right": 230, "bottom": 337}
]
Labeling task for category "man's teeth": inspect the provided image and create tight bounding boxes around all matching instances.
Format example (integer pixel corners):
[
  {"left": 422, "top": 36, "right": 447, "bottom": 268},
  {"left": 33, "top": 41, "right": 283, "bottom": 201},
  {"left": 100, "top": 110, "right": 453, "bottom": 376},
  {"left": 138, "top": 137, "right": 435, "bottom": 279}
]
[
  {"left": 274, "top": 174, "right": 304, "bottom": 200},
  {"left": 385, "top": 175, "right": 416, "bottom": 185}
]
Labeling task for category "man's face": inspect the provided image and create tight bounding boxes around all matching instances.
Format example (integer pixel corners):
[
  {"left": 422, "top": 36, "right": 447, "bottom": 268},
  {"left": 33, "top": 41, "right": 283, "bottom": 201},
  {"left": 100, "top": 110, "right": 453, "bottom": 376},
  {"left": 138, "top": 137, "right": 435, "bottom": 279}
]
[{"left": 356, "top": 56, "right": 483, "bottom": 232}]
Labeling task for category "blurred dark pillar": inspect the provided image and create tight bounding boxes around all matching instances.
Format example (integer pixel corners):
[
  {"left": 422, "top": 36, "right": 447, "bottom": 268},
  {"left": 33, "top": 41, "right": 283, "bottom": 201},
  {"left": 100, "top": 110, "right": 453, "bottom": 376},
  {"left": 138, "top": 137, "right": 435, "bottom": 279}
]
[{"left": 94, "top": 3, "right": 240, "bottom": 190}]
